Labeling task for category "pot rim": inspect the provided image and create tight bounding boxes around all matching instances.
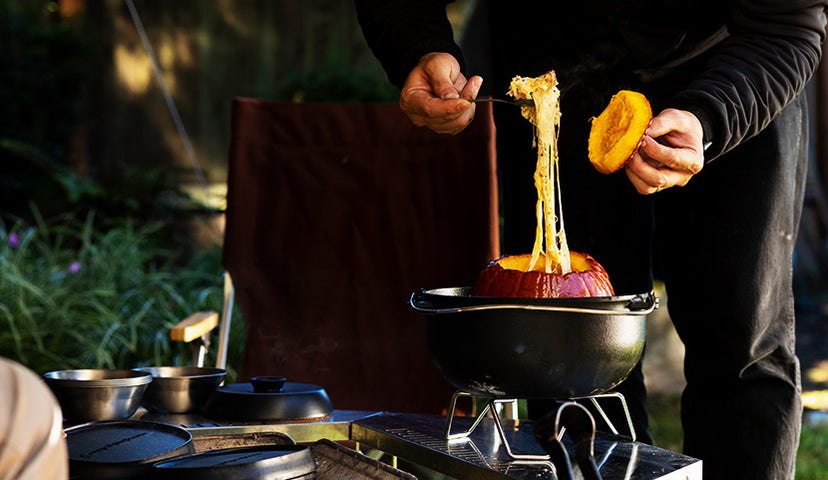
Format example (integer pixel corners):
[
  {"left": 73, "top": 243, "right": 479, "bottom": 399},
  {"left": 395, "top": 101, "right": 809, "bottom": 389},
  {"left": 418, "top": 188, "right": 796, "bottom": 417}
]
[
  {"left": 133, "top": 366, "right": 227, "bottom": 380},
  {"left": 411, "top": 287, "right": 657, "bottom": 316},
  {"left": 43, "top": 369, "right": 152, "bottom": 387}
]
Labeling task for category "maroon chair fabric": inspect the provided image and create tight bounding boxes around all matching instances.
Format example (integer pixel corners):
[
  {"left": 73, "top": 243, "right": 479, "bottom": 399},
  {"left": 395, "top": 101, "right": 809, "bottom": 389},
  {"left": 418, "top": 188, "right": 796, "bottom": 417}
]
[{"left": 222, "top": 99, "right": 498, "bottom": 414}]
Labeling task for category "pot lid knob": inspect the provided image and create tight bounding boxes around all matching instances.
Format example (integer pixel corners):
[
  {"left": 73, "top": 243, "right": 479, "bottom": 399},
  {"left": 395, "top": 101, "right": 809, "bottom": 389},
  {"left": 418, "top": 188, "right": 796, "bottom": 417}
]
[{"left": 250, "top": 376, "right": 286, "bottom": 393}]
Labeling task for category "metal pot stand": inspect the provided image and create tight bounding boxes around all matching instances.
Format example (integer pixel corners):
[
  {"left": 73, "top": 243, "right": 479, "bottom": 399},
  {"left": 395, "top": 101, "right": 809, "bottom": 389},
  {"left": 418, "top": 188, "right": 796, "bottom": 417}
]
[{"left": 443, "top": 391, "right": 637, "bottom": 462}]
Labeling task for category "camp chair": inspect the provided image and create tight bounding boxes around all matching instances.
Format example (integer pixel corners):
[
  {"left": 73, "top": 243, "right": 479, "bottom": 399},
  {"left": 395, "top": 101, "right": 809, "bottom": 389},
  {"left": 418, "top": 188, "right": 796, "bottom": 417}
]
[{"left": 176, "top": 100, "right": 498, "bottom": 414}]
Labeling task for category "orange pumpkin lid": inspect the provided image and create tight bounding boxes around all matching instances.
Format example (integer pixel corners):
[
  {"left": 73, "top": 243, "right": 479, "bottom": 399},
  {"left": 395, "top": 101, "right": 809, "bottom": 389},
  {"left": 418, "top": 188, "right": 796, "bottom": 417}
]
[{"left": 588, "top": 90, "right": 652, "bottom": 174}]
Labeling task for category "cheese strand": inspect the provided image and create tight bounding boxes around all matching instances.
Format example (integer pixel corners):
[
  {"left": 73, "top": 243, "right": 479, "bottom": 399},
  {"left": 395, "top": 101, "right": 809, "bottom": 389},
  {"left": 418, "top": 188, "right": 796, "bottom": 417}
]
[{"left": 508, "top": 71, "right": 571, "bottom": 274}]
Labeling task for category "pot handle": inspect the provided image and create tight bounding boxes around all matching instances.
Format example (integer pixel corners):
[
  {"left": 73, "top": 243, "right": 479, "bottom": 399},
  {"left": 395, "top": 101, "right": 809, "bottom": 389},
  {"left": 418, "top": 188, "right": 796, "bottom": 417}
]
[
  {"left": 534, "top": 402, "right": 603, "bottom": 480},
  {"left": 251, "top": 376, "right": 286, "bottom": 393},
  {"left": 409, "top": 290, "right": 435, "bottom": 311},
  {"left": 625, "top": 291, "right": 658, "bottom": 312}
]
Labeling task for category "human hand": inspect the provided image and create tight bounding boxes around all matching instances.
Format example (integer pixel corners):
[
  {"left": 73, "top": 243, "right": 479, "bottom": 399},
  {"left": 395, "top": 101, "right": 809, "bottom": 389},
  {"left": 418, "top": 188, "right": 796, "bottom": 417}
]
[
  {"left": 399, "top": 52, "right": 483, "bottom": 135},
  {"left": 625, "top": 108, "right": 705, "bottom": 194}
]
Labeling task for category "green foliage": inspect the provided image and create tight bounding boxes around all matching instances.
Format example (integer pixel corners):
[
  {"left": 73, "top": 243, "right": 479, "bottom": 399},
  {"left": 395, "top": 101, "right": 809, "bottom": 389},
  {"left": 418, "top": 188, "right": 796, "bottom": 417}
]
[
  {"left": 0, "top": 1, "right": 86, "bottom": 158},
  {"left": 280, "top": 55, "right": 400, "bottom": 103},
  {"left": 0, "top": 1, "right": 90, "bottom": 217},
  {"left": 1, "top": 136, "right": 201, "bottom": 240},
  {"left": 798, "top": 421, "right": 828, "bottom": 480},
  {"left": 0, "top": 209, "right": 244, "bottom": 381},
  {"left": 647, "top": 393, "right": 684, "bottom": 453}
]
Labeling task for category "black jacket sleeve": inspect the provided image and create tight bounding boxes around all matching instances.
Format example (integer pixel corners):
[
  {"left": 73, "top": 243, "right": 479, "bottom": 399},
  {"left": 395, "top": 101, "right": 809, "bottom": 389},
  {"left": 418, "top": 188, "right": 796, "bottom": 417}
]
[
  {"left": 669, "top": 0, "right": 827, "bottom": 160},
  {"left": 355, "top": 0, "right": 464, "bottom": 88}
]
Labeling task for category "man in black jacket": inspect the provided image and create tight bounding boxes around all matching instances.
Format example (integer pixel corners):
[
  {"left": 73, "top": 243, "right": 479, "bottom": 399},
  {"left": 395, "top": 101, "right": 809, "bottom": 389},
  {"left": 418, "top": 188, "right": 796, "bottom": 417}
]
[{"left": 356, "top": 1, "right": 826, "bottom": 479}]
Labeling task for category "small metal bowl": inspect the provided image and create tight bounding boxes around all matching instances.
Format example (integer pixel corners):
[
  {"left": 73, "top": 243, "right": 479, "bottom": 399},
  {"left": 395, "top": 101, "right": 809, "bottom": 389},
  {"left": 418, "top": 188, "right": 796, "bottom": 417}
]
[
  {"left": 43, "top": 369, "right": 152, "bottom": 423},
  {"left": 134, "top": 366, "right": 226, "bottom": 413}
]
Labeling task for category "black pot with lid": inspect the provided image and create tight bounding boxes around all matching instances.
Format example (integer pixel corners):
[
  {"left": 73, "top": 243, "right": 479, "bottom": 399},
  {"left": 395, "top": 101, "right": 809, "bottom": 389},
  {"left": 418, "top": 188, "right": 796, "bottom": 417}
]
[{"left": 203, "top": 376, "right": 333, "bottom": 422}]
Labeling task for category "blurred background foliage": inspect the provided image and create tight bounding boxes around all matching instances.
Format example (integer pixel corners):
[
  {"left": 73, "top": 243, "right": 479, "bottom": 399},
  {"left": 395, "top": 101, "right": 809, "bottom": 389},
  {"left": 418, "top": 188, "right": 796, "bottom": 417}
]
[
  {"left": 0, "top": 0, "right": 476, "bottom": 377},
  {"left": 0, "top": 0, "right": 407, "bottom": 225},
  {"left": 0, "top": 0, "right": 419, "bottom": 376}
]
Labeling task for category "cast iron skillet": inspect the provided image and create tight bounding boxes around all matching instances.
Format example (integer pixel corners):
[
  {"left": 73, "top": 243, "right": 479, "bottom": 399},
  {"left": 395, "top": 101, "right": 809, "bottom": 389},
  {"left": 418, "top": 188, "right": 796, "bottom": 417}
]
[{"left": 411, "top": 288, "right": 656, "bottom": 399}]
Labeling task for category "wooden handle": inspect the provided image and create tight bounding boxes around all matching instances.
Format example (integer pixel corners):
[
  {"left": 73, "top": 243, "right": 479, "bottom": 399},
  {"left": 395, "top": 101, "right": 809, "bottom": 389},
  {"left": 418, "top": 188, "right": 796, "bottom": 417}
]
[{"left": 171, "top": 311, "right": 219, "bottom": 342}]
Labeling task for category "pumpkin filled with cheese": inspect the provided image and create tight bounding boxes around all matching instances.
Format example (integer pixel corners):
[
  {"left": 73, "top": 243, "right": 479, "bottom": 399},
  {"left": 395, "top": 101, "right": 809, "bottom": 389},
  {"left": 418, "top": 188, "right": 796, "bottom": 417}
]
[
  {"left": 472, "top": 71, "right": 615, "bottom": 299},
  {"left": 474, "top": 252, "right": 614, "bottom": 298}
]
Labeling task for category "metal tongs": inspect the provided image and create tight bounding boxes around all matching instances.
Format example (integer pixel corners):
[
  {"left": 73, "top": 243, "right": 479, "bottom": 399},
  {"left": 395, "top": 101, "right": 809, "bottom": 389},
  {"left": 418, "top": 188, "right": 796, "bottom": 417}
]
[
  {"left": 471, "top": 97, "right": 534, "bottom": 107},
  {"left": 534, "top": 402, "right": 604, "bottom": 480}
]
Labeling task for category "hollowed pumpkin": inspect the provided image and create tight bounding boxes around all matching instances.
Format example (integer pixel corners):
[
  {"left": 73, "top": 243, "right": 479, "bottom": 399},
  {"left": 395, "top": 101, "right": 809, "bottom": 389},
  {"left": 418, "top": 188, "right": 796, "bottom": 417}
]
[
  {"left": 588, "top": 90, "right": 652, "bottom": 174},
  {"left": 472, "top": 252, "right": 615, "bottom": 298}
]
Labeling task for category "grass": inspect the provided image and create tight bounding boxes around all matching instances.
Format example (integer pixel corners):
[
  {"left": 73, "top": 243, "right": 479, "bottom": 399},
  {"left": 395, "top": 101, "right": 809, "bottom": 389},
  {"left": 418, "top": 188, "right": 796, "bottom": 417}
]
[
  {"left": 798, "top": 419, "right": 828, "bottom": 479},
  {"left": 648, "top": 393, "right": 684, "bottom": 453},
  {"left": 0, "top": 209, "right": 245, "bottom": 381}
]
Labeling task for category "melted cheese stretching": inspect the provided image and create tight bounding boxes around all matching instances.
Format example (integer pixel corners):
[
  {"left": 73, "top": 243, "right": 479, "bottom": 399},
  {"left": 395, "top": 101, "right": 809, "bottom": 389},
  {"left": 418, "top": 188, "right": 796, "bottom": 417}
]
[{"left": 507, "top": 71, "right": 571, "bottom": 274}]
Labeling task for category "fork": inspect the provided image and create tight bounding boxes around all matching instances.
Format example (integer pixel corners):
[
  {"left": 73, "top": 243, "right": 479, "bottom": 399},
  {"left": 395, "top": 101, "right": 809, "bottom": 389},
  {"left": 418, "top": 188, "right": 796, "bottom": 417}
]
[{"left": 470, "top": 97, "right": 534, "bottom": 107}]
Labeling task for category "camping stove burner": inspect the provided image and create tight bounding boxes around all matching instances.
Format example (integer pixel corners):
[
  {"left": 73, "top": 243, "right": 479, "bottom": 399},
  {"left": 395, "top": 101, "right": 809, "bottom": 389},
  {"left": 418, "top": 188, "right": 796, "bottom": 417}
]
[{"left": 444, "top": 391, "right": 636, "bottom": 463}]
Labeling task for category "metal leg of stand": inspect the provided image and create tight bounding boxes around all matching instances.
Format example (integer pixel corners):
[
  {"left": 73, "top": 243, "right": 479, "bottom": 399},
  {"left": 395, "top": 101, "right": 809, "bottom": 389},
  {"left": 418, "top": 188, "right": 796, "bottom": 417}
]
[
  {"left": 574, "top": 392, "right": 637, "bottom": 442},
  {"left": 445, "top": 391, "right": 492, "bottom": 441},
  {"left": 488, "top": 398, "right": 550, "bottom": 462},
  {"left": 497, "top": 398, "right": 519, "bottom": 419},
  {"left": 443, "top": 392, "right": 551, "bottom": 463}
]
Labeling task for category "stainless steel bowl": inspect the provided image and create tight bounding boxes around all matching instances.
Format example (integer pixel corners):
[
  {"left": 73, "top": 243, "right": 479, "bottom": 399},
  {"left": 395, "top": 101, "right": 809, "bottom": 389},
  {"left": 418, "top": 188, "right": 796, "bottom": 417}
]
[
  {"left": 135, "top": 366, "right": 226, "bottom": 413},
  {"left": 43, "top": 369, "right": 152, "bottom": 423}
]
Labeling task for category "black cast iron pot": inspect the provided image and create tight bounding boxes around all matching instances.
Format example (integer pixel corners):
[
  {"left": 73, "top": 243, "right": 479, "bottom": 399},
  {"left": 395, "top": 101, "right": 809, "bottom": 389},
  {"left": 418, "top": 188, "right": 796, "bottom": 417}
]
[{"left": 410, "top": 287, "right": 656, "bottom": 399}]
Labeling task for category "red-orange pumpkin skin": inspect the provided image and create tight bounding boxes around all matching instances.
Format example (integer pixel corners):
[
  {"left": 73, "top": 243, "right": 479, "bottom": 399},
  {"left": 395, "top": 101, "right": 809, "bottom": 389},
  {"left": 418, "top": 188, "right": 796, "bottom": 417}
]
[{"left": 472, "top": 252, "right": 615, "bottom": 298}]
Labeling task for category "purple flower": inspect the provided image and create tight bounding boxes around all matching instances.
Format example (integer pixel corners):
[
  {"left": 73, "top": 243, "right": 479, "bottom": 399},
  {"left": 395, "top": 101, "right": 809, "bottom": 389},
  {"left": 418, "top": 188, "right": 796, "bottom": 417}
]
[
  {"left": 68, "top": 261, "right": 80, "bottom": 274},
  {"left": 8, "top": 233, "right": 18, "bottom": 248}
]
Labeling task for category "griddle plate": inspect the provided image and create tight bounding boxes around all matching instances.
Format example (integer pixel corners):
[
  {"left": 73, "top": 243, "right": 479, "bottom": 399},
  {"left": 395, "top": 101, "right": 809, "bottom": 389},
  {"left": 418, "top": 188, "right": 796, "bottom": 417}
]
[{"left": 66, "top": 420, "right": 192, "bottom": 462}]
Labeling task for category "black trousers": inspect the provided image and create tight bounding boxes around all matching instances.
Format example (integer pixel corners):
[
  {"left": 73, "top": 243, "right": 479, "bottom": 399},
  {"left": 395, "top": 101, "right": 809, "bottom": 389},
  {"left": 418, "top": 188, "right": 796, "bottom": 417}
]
[{"left": 497, "top": 95, "right": 807, "bottom": 480}]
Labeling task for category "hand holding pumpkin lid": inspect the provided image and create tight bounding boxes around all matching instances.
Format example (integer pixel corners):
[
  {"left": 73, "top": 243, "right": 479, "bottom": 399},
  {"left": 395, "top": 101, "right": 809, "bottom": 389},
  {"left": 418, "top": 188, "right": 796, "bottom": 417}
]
[{"left": 588, "top": 90, "right": 653, "bottom": 174}]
